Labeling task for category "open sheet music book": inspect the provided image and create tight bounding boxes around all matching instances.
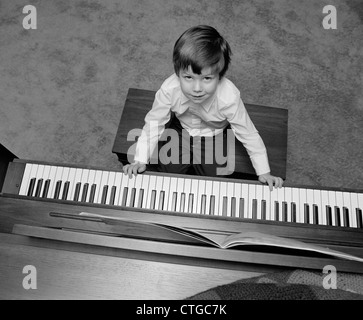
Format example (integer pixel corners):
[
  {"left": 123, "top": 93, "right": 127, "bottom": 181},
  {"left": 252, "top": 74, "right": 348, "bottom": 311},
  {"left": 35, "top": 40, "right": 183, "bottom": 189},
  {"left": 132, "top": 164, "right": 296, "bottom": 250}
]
[{"left": 79, "top": 212, "right": 363, "bottom": 263}]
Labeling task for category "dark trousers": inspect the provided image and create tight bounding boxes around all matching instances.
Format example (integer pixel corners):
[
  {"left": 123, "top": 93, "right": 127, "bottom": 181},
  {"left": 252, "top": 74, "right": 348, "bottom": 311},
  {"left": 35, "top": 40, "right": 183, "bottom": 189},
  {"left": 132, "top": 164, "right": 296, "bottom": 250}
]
[{"left": 154, "top": 114, "right": 231, "bottom": 177}]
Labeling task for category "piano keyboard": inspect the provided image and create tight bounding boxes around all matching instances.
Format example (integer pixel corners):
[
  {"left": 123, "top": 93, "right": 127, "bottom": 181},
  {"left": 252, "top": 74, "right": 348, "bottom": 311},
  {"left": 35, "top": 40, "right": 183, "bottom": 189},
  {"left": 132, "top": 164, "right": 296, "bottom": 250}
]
[{"left": 16, "top": 162, "right": 363, "bottom": 229}]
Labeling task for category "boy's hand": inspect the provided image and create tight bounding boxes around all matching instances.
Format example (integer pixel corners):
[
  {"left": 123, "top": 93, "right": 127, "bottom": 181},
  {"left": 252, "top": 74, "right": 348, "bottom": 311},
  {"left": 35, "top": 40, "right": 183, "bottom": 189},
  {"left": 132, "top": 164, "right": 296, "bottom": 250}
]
[
  {"left": 258, "top": 173, "right": 284, "bottom": 191},
  {"left": 123, "top": 161, "right": 147, "bottom": 178}
]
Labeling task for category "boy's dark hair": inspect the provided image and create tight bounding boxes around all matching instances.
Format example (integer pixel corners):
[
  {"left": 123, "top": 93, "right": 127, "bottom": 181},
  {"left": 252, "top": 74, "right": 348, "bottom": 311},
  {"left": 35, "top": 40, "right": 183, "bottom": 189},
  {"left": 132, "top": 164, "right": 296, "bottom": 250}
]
[{"left": 173, "top": 25, "right": 232, "bottom": 79}]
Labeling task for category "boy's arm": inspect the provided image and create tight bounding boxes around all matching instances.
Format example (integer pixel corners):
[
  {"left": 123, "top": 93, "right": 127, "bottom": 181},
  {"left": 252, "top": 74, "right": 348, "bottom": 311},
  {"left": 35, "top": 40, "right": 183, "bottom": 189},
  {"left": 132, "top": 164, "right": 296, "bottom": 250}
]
[
  {"left": 133, "top": 86, "right": 172, "bottom": 165},
  {"left": 224, "top": 98, "right": 283, "bottom": 190}
]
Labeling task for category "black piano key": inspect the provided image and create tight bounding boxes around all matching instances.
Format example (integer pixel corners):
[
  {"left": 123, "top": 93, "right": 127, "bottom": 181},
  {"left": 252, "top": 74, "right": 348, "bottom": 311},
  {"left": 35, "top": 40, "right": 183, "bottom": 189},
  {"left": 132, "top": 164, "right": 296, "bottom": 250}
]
[
  {"left": 343, "top": 207, "right": 350, "bottom": 227},
  {"left": 188, "top": 194, "right": 194, "bottom": 213},
  {"left": 222, "top": 196, "right": 228, "bottom": 216},
  {"left": 282, "top": 201, "right": 288, "bottom": 222},
  {"left": 313, "top": 204, "right": 319, "bottom": 225},
  {"left": 261, "top": 200, "right": 267, "bottom": 220},
  {"left": 252, "top": 199, "right": 257, "bottom": 220},
  {"left": 180, "top": 192, "right": 185, "bottom": 212},
  {"left": 129, "top": 187, "right": 136, "bottom": 207},
  {"left": 34, "top": 179, "right": 43, "bottom": 197},
  {"left": 159, "top": 190, "right": 165, "bottom": 210},
  {"left": 150, "top": 190, "right": 156, "bottom": 209},
  {"left": 209, "top": 195, "right": 215, "bottom": 215},
  {"left": 291, "top": 202, "right": 297, "bottom": 223},
  {"left": 88, "top": 184, "right": 96, "bottom": 203},
  {"left": 274, "top": 201, "right": 279, "bottom": 221},
  {"left": 101, "top": 185, "right": 108, "bottom": 205},
  {"left": 109, "top": 186, "right": 116, "bottom": 205},
  {"left": 200, "top": 194, "right": 206, "bottom": 214},
  {"left": 73, "top": 182, "right": 81, "bottom": 201},
  {"left": 41, "top": 179, "right": 50, "bottom": 198},
  {"left": 239, "top": 198, "right": 244, "bottom": 218},
  {"left": 53, "top": 180, "right": 62, "bottom": 199},
  {"left": 231, "top": 197, "right": 236, "bottom": 217},
  {"left": 61, "top": 181, "right": 70, "bottom": 200},
  {"left": 81, "top": 183, "right": 89, "bottom": 202},
  {"left": 138, "top": 189, "right": 144, "bottom": 208},
  {"left": 334, "top": 206, "right": 341, "bottom": 227},
  {"left": 27, "top": 178, "right": 36, "bottom": 196},
  {"left": 304, "top": 203, "right": 310, "bottom": 224},
  {"left": 326, "top": 205, "right": 332, "bottom": 226},
  {"left": 121, "top": 187, "right": 128, "bottom": 206},
  {"left": 170, "top": 192, "right": 177, "bottom": 211},
  {"left": 356, "top": 209, "right": 363, "bottom": 229}
]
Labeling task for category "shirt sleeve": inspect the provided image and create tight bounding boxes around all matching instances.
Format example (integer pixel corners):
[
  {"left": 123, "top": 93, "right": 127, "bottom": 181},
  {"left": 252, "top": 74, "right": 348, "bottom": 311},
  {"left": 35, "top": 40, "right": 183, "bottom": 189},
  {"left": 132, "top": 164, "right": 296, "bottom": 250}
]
[
  {"left": 221, "top": 97, "right": 271, "bottom": 176},
  {"left": 134, "top": 85, "right": 172, "bottom": 164}
]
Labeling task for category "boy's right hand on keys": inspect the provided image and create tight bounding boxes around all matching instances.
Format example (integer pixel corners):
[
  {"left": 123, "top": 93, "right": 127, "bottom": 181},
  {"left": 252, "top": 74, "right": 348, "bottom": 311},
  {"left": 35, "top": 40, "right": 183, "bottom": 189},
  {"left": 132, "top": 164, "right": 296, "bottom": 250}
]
[{"left": 123, "top": 161, "right": 147, "bottom": 178}]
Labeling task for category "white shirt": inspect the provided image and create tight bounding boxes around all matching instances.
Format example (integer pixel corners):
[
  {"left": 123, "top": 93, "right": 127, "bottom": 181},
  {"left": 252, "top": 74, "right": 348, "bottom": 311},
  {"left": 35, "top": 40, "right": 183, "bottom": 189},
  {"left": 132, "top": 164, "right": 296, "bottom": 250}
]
[{"left": 134, "top": 74, "right": 270, "bottom": 176}]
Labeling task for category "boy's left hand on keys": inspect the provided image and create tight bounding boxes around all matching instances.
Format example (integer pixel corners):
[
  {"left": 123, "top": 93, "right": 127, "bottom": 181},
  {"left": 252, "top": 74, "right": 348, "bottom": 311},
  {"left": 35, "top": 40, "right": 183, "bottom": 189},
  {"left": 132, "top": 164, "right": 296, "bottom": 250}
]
[{"left": 258, "top": 173, "right": 284, "bottom": 191}]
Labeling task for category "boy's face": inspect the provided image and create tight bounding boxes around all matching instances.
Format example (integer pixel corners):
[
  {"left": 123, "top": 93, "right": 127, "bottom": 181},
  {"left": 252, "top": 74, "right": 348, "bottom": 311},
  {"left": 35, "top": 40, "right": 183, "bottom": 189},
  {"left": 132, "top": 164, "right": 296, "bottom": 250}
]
[{"left": 179, "top": 66, "right": 220, "bottom": 104}]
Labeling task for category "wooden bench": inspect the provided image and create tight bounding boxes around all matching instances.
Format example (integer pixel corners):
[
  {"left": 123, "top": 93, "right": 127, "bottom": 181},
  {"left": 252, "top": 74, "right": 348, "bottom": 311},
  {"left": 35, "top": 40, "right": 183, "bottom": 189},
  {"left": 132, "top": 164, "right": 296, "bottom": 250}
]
[{"left": 112, "top": 88, "right": 288, "bottom": 180}]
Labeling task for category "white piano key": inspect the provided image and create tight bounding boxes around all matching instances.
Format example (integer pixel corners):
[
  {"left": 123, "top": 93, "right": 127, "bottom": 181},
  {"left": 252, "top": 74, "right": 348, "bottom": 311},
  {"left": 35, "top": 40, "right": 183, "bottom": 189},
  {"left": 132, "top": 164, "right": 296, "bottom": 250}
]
[
  {"left": 126, "top": 173, "right": 137, "bottom": 207},
  {"left": 204, "top": 180, "right": 213, "bottom": 215},
  {"left": 277, "top": 187, "right": 285, "bottom": 222},
  {"left": 65, "top": 167, "right": 76, "bottom": 201},
  {"left": 161, "top": 176, "right": 171, "bottom": 211},
  {"left": 320, "top": 190, "right": 329, "bottom": 226},
  {"left": 78, "top": 169, "right": 89, "bottom": 202},
  {"left": 312, "top": 189, "right": 322, "bottom": 225},
  {"left": 306, "top": 189, "right": 314, "bottom": 224},
  {"left": 183, "top": 178, "right": 192, "bottom": 214},
  {"left": 85, "top": 170, "right": 96, "bottom": 202},
  {"left": 240, "top": 183, "right": 249, "bottom": 219},
  {"left": 46, "top": 166, "right": 58, "bottom": 199},
  {"left": 197, "top": 179, "right": 206, "bottom": 215},
  {"left": 262, "top": 185, "right": 271, "bottom": 221},
  {"left": 71, "top": 168, "right": 83, "bottom": 201},
  {"left": 118, "top": 172, "right": 129, "bottom": 206},
  {"left": 234, "top": 183, "right": 242, "bottom": 218},
  {"left": 350, "top": 193, "right": 359, "bottom": 228},
  {"left": 105, "top": 171, "right": 116, "bottom": 205},
  {"left": 19, "top": 163, "right": 33, "bottom": 195},
  {"left": 211, "top": 181, "right": 220, "bottom": 216},
  {"left": 219, "top": 181, "right": 228, "bottom": 217},
  {"left": 343, "top": 192, "right": 352, "bottom": 227},
  {"left": 270, "top": 187, "right": 279, "bottom": 221},
  {"left": 140, "top": 174, "right": 150, "bottom": 209},
  {"left": 284, "top": 187, "right": 292, "bottom": 222},
  {"left": 167, "top": 177, "right": 178, "bottom": 212},
  {"left": 298, "top": 189, "right": 306, "bottom": 224},
  {"left": 255, "top": 184, "right": 264, "bottom": 220},
  {"left": 336, "top": 191, "right": 344, "bottom": 227},
  {"left": 248, "top": 184, "right": 255, "bottom": 219},
  {"left": 27, "top": 164, "right": 39, "bottom": 196},
  {"left": 291, "top": 188, "right": 299, "bottom": 223},
  {"left": 328, "top": 191, "right": 337, "bottom": 226},
  {"left": 52, "top": 166, "right": 64, "bottom": 199},
  {"left": 155, "top": 176, "right": 164, "bottom": 210},
  {"left": 190, "top": 179, "right": 199, "bottom": 214},
  {"left": 39, "top": 165, "right": 51, "bottom": 197},
  {"left": 226, "top": 182, "right": 234, "bottom": 217},
  {"left": 58, "top": 166, "right": 70, "bottom": 199},
  {"left": 147, "top": 175, "right": 157, "bottom": 210},
  {"left": 33, "top": 165, "right": 45, "bottom": 197},
  {"left": 93, "top": 170, "right": 105, "bottom": 204},
  {"left": 130, "top": 174, "right": 142, "bottom": 208},
  {"left": 175, "top": 177, "right": 186, "bottom": 212},
  {"left": 113, "top": 172, "right": 123, "bottom": 206}
]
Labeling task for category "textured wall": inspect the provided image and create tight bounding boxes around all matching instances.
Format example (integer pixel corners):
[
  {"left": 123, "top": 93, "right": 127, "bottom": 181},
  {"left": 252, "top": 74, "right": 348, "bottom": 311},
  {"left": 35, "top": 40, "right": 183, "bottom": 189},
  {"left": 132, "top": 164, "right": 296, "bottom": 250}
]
[{"left": 0, "top": 0, "right": 362, "bottom": 189}]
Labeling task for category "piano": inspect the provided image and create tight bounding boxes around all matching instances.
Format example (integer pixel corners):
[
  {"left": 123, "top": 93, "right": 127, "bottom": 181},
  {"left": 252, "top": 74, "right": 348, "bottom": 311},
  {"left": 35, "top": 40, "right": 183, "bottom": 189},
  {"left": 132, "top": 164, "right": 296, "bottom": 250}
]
[{"left": 1, "top": 155, "right": 363, "bottom": 299}]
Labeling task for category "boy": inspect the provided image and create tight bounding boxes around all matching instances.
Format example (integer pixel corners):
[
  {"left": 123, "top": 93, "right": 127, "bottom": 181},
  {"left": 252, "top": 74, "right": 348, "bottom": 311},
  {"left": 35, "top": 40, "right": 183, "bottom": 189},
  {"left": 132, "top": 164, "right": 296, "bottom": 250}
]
[{"left": 123, "top": 25, "right": 283, "bottom": 191}]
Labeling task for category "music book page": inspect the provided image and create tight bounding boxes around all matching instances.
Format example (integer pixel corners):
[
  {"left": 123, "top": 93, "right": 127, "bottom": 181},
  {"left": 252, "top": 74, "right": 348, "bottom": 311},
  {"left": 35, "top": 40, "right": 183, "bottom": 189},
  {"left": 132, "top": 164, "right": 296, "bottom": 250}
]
[{"left": 79, "top": 212, "right": 363, "bottom": 263}]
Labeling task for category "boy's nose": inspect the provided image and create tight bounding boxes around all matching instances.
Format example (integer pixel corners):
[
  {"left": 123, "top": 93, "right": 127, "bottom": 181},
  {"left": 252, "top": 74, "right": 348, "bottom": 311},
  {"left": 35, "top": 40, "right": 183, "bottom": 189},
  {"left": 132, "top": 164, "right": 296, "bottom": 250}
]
[{"left": 193, "top": 81, "right": 202, "bottom": 92}]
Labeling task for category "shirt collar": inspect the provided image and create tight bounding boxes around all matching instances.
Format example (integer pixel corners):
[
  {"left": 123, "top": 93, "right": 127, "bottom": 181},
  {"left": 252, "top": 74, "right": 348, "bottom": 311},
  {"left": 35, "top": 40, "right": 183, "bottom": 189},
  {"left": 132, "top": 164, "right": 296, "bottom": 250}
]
[{"left": 180, "top": 91, "right": 215, "bottom": 112}]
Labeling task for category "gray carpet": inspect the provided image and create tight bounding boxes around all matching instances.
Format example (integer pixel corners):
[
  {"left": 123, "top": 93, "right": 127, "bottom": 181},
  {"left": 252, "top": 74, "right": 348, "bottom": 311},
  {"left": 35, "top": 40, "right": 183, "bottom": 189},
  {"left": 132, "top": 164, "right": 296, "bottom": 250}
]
[{"left": 0, "top": 0, "right": 362, "bottom": 190}]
